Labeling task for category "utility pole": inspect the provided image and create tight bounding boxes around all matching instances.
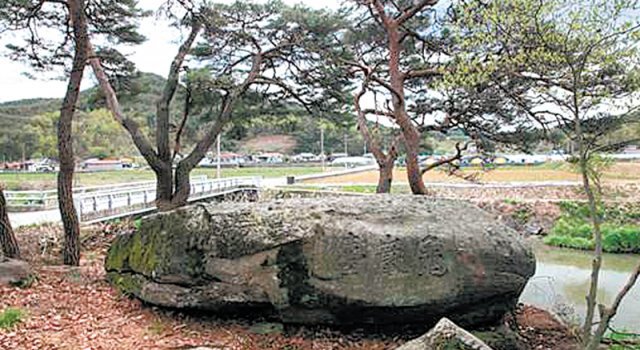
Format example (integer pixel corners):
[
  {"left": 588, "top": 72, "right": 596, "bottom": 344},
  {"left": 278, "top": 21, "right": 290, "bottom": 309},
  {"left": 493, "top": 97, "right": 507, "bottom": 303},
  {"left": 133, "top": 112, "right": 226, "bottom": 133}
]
[
  {"left": 320, "top": 127, "right": 325, "bottom": 172},
  {"left": 216, "top": 134, "right": 221, "bottom": 179},
  {"left": 344, "top": 133, "right": 348, "bottom": 156}
]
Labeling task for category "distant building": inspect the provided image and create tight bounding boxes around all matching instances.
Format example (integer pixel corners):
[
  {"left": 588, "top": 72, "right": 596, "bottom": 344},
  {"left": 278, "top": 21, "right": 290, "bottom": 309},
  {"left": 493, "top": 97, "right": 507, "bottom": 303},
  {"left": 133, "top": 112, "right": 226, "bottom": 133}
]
[
  {"left": 493, "top": 156, "right": 509, "bottom": 165},
  {"left": 467, "top": 156, "right": 485, "bottom": 166},
  {"left": 254, "top": 153, "right": 284, "bottom": 163},
  {"left": 199, "top": 152, "right": 246, "bottom": 167},
  {"left": 1, "top": 159, "right": 56, "bottom": 172},
  {"left": 1, "top": 162, "right": 22, "bottom": 171},
  {"left": 81, "top": 158, "right": 126, "bottom": 171},
  {"left": 219, "top": 152, "right": 245, "bottom": 165}
]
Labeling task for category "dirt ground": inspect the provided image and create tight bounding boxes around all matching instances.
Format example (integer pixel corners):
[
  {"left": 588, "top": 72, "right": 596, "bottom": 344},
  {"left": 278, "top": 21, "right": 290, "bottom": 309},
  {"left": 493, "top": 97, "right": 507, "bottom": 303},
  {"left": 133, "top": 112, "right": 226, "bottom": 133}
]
[
  {"left": 0, "top": 220, "right": 581, "bottom": 350},
  {"left": 305, "top": 162, "right": 640, "bottom": 185},
  {"left": 298, "top": 182, "right": 640, "bottom": 203},
  {"left": 1, "top": 223, "right": 396, "bottom": 350}
]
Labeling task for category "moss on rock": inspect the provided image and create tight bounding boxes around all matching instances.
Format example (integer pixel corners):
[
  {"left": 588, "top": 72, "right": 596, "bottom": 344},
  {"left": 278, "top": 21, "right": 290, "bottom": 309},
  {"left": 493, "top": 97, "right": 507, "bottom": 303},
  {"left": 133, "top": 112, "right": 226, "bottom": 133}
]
[{"left": 108, "top": 272, "right": 145, "bottom": 297}]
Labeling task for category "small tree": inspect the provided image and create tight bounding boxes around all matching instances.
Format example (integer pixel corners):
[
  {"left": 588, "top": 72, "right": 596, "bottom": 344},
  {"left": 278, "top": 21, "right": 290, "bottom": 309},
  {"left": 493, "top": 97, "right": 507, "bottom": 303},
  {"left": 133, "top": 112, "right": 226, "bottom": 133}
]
[
  {"left": 334, "top": 0, "right": 448, "bottom": 194},
  {"left": 322, "top": 0, "right": 506, "bottom": 193},
  {"left": 89, "top": 0, "right": 345, "bottom": 210},
  {"left": 1, "top": 0, "right": 145, "bottom": 265},
  {"left": 455, "top": 0, "right": 640, "bottom": 347},
  {"left": 354, "top": 77, "right": 402, "bottom": 193}
]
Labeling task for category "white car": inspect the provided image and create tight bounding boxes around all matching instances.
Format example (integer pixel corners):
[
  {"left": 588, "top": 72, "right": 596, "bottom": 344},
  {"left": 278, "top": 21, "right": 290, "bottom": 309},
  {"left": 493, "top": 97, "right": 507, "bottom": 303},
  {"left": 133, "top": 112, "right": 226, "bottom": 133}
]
[
  {"left": 292, "top": 153, "right": 318, "bottom": 162},
  {"left": 35, "top": 164, "right": 55, "bottom": 172}
]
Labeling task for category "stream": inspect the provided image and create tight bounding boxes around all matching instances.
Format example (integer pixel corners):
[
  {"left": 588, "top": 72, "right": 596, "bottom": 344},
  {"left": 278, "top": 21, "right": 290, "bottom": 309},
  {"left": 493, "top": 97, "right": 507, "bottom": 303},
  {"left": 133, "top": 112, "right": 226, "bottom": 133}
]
[{"left": 520, "top": 239, "right": 640, "bottom": 332}]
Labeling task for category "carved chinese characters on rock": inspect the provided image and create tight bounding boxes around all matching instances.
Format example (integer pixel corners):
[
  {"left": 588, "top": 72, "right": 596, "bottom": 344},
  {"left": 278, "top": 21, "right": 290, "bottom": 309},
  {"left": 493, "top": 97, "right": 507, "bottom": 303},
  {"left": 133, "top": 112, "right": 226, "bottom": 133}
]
[{"left": 377, "top": 234, "right": 448, "bottom": 277}]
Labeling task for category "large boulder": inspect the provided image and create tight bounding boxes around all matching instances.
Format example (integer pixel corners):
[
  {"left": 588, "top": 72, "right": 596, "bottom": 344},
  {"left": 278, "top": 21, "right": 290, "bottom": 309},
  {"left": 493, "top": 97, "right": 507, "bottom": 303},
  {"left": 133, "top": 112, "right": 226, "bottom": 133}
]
[{"left": 106, "top": 196, "right": 535, "bottom": 327}]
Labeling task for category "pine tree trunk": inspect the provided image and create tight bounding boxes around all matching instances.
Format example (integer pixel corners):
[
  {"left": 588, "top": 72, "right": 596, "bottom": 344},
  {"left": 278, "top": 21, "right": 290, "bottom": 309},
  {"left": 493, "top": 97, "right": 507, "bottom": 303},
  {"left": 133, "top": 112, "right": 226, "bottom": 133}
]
[
  {"left": 154, "top": 162, "right": 175, "bottom": 211},
  {"left": 59, "top": 0, "right": 89, "bottom": 266},
  {"left": 405, "top": 137, "right": 428, "bottom": 195},
  {"left": 386, "top": 22, "right": 428, "bottom": 196},
  {"left": 171, "top": 162, "right": 195, "bottom": 209},
  {"left": 0, "top": 188, "right": 20, "bottom": 259},
  {"left": 376, "top": 161, "right": 394, "bottom": 193}
]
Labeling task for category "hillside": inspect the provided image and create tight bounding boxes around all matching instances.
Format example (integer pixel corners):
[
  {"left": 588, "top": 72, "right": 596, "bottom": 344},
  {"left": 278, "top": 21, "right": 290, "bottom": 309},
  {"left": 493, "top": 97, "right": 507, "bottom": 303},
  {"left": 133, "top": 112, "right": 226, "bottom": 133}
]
[
  {"left": 0, "top": 98, "right": 61, "bottom": 134},
  {"left": 0, "top": 72, "right": 167, "bottom": 118},
  {"left": 239, "top": 135, "right": 298, "bottom": 154},
  {"left": 0, "top": 72, "right": 368, "bottom": 161},
  {"left": 0, "top": 73, "right": 175, "bottom": 161}
]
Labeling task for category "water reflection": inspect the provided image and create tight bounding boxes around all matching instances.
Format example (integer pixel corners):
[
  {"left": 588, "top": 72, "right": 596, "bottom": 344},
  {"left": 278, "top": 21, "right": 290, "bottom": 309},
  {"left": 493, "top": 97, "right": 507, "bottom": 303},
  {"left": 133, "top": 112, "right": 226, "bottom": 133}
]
[{"left": 520, "top": 239, "right": 640, "bottom": 332}]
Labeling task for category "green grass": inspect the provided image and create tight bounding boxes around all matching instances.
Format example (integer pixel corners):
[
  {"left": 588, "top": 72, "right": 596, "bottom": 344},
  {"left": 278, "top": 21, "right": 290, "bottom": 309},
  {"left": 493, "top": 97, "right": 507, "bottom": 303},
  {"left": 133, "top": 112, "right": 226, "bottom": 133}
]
[
  {"left": 544, "top": 202, "right": 640, "bottom": 253},
  {"left": 337, "top": 184, "right": 415, "bottom": 194},
  {"left": 544, "top": 235, "right": 595, "bottom": 250},
  {"left": 0, "top": 166, "right": 323, "bottom": 190},
  {"left": 338, "top": 185, "right": 378, "bottom": 193},
  {"left": 283, "top": 184, "right": 412, "bottom": 194},
  {"left": 0, "top": 308, "right": 25, "bottom": 329},
  {"left": 607, "top": 331, "right": 640, "bottom": 349}
]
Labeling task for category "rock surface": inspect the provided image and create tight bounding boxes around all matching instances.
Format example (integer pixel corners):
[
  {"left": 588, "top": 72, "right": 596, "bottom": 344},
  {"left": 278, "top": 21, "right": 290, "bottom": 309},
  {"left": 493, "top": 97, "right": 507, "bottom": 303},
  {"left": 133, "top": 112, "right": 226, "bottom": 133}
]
[
  {"left": 0, "top": 257, "right": 32, "bottom": 286},
  {"left": 395, "top": 318, "right": 493, "bottom": 350},
  {"left": 106, "top": 196, "right": 536, "bottom": 327}
]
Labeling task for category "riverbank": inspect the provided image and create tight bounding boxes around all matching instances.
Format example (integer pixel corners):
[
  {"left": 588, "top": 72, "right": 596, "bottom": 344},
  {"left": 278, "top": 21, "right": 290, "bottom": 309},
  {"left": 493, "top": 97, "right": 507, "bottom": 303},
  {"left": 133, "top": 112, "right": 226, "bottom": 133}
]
[
  {"left": 1, "top": 221, "right": 582, "bottom": 349},
  {"left": 521, "top": 239, "right": 640, "bottom": 334}
]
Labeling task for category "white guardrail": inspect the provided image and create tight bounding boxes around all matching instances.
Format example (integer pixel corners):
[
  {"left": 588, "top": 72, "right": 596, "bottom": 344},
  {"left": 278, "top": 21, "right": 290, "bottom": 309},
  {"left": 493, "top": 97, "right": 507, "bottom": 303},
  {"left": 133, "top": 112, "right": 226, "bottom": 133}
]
[
  {"left": 4, "top": 175, "right": 208, "bottom": 211},
  {"left": 74, "top": 176, "right": 261, "bottom": 223},
  {"left": 6, "top": 176, "right": 261, "bottom": 223}
]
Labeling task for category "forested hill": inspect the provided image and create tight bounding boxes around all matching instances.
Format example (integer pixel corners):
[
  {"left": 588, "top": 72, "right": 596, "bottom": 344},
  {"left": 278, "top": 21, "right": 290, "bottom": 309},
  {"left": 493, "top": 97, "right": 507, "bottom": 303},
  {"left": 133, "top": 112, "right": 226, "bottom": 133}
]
[
  {"left": 0, "top": 72, "right": 367, "bottom": 161},
  {"left": 0, "top": 72, "right": 171, "bottom": 161},
  {"left": 0, "top": 98, "right": 61, "bottom": 117},
  {"left": 0, "top": 72, "right": 167, "bottom": 119}
]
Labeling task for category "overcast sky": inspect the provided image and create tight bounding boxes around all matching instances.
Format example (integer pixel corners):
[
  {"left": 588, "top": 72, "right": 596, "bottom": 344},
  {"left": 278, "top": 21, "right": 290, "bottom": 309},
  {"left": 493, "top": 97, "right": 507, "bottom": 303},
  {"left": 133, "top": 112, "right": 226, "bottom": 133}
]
[{"left": 0, "top": 0, "right": 341, "bottom": 103}]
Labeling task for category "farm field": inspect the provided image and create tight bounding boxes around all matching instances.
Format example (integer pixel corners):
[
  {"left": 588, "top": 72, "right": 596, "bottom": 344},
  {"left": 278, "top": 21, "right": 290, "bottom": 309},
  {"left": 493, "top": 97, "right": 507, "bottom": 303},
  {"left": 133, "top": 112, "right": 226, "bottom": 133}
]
[
  {"left": 304, "top": 162, "right": 640, "bottom": 185},
  {"left": 0, "top": 166, "right": 324, "bottom": 191}
]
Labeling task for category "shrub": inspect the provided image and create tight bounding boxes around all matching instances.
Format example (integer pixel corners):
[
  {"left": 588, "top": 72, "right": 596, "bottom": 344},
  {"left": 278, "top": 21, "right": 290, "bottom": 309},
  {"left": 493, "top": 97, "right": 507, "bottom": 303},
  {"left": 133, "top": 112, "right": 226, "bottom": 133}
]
[
  {"left": 545, "top": 202, "right": 640, "bottom": 253},
  {"left": 550, "top": 217, "right": 593, "bottom": 239},
  {"left": 0, "top": 308, "right": 25, "bottom": 329},
  {"left": 544, "top": 235, "right": 594, "bottom": 250},
  {"left": 513, "top": 207, "right": 532, "bottom": 225},
  {"left": 601, "top": 225, "right": 640, "bottom": 253}
]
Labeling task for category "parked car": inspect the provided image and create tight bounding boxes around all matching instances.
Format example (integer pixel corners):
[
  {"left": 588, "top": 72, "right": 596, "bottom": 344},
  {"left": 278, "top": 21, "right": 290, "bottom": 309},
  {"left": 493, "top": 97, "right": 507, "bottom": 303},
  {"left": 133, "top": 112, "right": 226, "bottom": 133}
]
[
  {"left": 253, "top": 153, "right": 284, "bottom": 164},
  {"left": 35, "top": 164, "right": 55, "bottom": 172},
  {"left": 292, "top": 153, "right": 319, "bottom": 162}
]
